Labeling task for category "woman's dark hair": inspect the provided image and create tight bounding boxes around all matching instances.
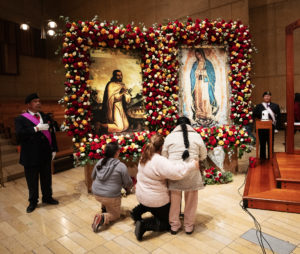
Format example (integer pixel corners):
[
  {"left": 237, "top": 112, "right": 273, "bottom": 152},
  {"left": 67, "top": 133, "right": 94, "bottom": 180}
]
[
  {"left": 176, "top": 116, "right": 191, "bottom": 161},
  {"left": 97, "top": 141, "right": 119, "bottom": 170},
  {"left": 195, "top": 48, "right": 206, "bottom": 60},
  {"left": 140, "top": 134, "right": 164, "bottom": 165}
]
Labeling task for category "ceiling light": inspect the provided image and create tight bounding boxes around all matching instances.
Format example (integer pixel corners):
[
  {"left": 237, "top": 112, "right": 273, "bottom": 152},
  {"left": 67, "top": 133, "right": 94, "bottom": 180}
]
[
  {"left": 20, "top": 23, "right": 30, "bottom": 31},
  {"left": 47, "top": 29, "right": 56, "bottom": 36},
  {"left": 48, "top": 21, "right": 57, "bottom": 29}
]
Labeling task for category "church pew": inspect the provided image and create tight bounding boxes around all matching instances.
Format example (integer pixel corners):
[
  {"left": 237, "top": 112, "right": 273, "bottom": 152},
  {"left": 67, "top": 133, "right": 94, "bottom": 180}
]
[{"left": 51, "top": 131, "right": 74, "bottom": 174}]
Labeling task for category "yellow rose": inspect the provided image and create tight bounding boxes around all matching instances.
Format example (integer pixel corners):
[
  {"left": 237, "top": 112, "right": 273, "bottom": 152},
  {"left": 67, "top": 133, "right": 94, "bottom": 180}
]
[
  {"left": 81, "top": 137, "right": 86, "bottom": 142},
  {"left": 101, "top": 28, "right": 107, "bottom": 34},
  {"left": 75, "top": 143, "right": 80, "bottom": 148},
  {"left": 101, "top": 41, "right": 107, "bottom": 47},
  {"left": 73, "top": 122, "right": 78, "bottom": 127},
  {"left": 108, "top": 34, "right": 114, "bottom": 39},
  {"left": 75, "top": 75, "right": 80, "bottom": 81},
  {"left": 218, "top": 132, "right": 223, "bottom": 137},
  {"left": 65, "top": 32, "right": 71, "bottom": 37},
  {"left": 106, "top": 139, "right": 112, "bottom": 143},
  {"left": 71, "top": 94, "right": 77, "bottom": 99},
  {"left": 211, "top": 36, "right": 216, "bottom": 42},
  {"left": 237, "top": 96, "right": 244, "bottom": 101},
  {"left": 218, "top": 140, "right": 224, "bottom": 146},
  {"left": 236, "top": 140, "right": 240, "bottom": 145},
  {"left": 64, "top": 96, "right": 69, "bottom": 102},
  {"left": 77, "top": 37, "right": 83, "bottom": 44},
  {"left": 150, "top": 47, "right": 156, "bottom": 52},
  {"left": 79, "top": 146, "right": 85, "bottom": 152},
  {"left": 135, "top": 38, "right": 140, "bottom": 44},
  {"left": 82, "top": 26, "right": 89, "bottom": 32},
  {"left": 114, "top": 28, "right": 119, "bottom": 34},
  {"left": 114, "top": 39, "right": 119, "bottom": 44},
  {"left": 240, "top": 130, "right": 244, "bottom": 135},
  {"left": 228, "top": 131, "right": 233, "bottom": 136},
  {"left": 82, "top": 120, "right": 88, "bottom": 125},
  {"left": 164, "top": 86, "right": 169, "bottom": 91},
  {"left": 65, "top": 73, "right": 71, "bottom": 78},
  {"left": 138, "top": 135, "right": 144, "bottom": 141},
  {"left": 77, "top": 108, "right": 83, "bottom": 114}
]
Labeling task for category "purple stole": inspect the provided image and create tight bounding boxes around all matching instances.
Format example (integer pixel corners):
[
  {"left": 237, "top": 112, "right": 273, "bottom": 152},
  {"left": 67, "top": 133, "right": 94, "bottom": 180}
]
[{"left": 22, "top": 113, "right": 52, "bottom": 146}]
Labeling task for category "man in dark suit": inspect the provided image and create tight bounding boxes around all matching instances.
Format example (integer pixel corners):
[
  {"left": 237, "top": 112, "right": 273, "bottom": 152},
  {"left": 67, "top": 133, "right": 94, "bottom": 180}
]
[
  {"left": 253, "top": 91, "right": 280, "bottom": 160},
  {"left": 15, "top": 93, "right": 59, "bottom": 213}
]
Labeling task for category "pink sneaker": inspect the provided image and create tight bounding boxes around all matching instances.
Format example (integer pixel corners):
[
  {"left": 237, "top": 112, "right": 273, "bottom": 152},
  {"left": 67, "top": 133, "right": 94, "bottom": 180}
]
[{"left": 92, "top": 214, "right": 104, "bottom": 232}]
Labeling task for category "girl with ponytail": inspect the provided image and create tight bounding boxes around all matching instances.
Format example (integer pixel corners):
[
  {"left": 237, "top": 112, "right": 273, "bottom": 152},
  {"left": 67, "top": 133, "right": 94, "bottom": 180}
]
[
  {"left": 162, "top": 116, "right": 207, "bottom": 235},
  {"left": 91, "top": 141, "right": 133, "bottom": 232},
  {"left": 131, "top": 134, "right": 199, "bottom": 241}
]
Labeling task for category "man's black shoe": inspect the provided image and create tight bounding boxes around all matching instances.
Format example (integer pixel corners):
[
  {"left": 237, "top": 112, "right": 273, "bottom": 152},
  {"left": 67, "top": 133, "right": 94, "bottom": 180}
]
[
  {"left": 26, "top": 203, "right": 37, "bottom": 213},
  {"left": 43, "top": 198, "right": 59, "bottom": 205}
]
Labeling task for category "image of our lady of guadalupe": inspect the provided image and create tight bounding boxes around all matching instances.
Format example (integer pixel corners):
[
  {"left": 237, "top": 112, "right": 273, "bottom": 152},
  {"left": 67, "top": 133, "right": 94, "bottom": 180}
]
[{"left": 190, "top": 48, "right": 219, "bottom": 121}]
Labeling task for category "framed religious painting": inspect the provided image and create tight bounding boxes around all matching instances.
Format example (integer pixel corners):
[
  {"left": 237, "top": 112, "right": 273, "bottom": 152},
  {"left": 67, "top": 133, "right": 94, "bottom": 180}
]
[
  {"left": 179, "top": 47, "right": 230, "bottom": 127},
  {"left": 89, "top": 49, "right": 144, "bottom": 136},
  {"left": 62, "top": 19, "right": 254, "bottom": 165}
]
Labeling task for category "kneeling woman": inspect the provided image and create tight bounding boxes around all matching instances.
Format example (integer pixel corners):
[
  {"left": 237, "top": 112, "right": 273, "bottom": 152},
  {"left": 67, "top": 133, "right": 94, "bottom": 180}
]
[
  {"left": 132, "top": 134, "right": 199, "bottom": 241},
  {"left": 91, "top": 141, "right": 133, "bottom": 232}
]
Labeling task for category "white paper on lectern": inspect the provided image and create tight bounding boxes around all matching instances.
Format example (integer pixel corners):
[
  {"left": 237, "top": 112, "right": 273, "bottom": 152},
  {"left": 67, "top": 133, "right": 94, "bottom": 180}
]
[{"left": 261, "top": 110, "right": 269, "bottom": 121}]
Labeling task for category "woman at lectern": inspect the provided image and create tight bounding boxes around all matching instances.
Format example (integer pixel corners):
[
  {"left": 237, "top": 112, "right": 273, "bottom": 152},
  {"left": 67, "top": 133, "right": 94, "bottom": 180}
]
[{"left": 253, "top": 91, "right": 280, "bottom": 160}]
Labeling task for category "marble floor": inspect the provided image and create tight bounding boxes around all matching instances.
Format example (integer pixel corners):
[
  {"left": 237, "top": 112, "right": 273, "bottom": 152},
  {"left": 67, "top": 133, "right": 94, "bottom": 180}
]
[{"left": 0, "top": 131, "right": 300, "bottom": 254}]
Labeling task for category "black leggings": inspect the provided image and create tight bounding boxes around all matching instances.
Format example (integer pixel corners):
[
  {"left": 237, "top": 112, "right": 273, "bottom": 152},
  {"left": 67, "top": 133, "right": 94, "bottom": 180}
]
[{"left": 131, "top": 202, "right": 170, "bottom": 231}]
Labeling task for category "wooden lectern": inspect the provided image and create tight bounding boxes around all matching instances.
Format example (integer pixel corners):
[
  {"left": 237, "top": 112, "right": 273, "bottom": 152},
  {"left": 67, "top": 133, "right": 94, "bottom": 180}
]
[{"left": 255, "top": 120, "right": 273, "bottom": 159}]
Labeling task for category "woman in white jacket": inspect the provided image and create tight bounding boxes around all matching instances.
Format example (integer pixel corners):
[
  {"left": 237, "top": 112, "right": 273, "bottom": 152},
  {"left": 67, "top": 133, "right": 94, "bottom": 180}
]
[
  {"left": 132, "top": 134, "right": 199, "bottom": 241},
  {"left": 162, "top": 116, "right": 207, "bottom": 234}
]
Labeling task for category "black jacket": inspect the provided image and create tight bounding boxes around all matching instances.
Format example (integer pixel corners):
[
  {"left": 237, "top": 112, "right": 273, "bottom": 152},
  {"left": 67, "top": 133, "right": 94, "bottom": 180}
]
[
  {"left": 253, "top": 102, "right": 281, "bottom": 129},
  {"left": 15, "top": 112, "right": 58, "bottom": 167}
]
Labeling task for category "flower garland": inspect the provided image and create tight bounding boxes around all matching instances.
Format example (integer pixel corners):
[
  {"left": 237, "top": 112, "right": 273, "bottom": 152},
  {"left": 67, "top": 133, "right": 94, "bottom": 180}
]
[
  {"left": 61, "top": 18, "right": 254, "bottom": 164},
  {"left": 75, "top": 126, "right": 251, "bottom": 165}
]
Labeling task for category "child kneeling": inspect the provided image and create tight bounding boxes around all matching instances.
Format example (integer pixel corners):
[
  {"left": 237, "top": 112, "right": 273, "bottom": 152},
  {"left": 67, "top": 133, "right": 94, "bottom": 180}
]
[{"left": 91, "top": 141, "right": 133, "bottom": 232}]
